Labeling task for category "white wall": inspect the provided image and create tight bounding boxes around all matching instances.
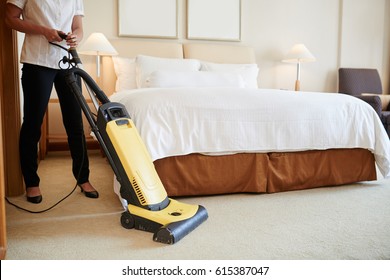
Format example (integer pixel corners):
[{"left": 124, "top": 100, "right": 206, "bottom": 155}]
[
  {"left": 241, "top": 0, "right": 340, "bottom": 92},
  {"left": 83, "top": 0, "right": 389, "bottom": 93},
  {"left": 340, "top": 0, "right": 388, "bottom": 91}
]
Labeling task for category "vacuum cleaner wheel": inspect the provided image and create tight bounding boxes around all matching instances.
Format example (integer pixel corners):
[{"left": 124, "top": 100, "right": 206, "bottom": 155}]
[{"left": 121, "top": 211, "right": 135, "bottom": 229}]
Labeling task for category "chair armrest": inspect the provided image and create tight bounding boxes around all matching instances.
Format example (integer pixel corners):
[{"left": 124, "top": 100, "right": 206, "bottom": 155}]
[
  {"left": 356, "top": 94, "right": 382, "bottom": 116},
  {"left": 377, "top": 95, "right": 390, "bottom": 111},
  {"left": 362, "top": 93, "right": 390, "bottom": 111}
]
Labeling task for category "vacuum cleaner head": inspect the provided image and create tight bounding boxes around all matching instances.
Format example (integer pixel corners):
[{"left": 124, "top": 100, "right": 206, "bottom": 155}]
[
  {"left": 153, "top": 205, "right": 208, "bottom": 244},
  {"left": 122, "top": 199, "right": 208, "bottom": 244}
]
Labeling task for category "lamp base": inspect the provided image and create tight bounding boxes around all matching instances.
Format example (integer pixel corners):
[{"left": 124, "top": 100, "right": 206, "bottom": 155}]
[{"left": 295, "top": 80, "right": 300, "bottom": 91}]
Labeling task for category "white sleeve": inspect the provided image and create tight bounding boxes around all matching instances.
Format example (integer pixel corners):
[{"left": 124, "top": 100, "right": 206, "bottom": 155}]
[
  {"left": 6, "top": 0, "right": 27, "bottom": 9},
  {"left": 75, "top": 0, "right": 85, "bottom": 16}
]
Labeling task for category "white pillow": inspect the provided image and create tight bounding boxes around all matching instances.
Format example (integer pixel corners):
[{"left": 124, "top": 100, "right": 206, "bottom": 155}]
[
  {"left": 201, "top": 61, "right": 259, "bottom": 89},
  {"left": 135, "top": 55, "right": 201, "bottom": 88},
  {"left": 145, "top": 70, "right": 245, "bottom": 88},
  {"left": 112, "top": 56, "right": 137, "bottom": 92}
]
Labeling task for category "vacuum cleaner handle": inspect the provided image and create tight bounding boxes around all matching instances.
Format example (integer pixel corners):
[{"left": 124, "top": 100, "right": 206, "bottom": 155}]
[
  {"left": 57, "top": 31, "right": 68, "bottom": 40},
  {"left": 55, "top": 31, "right": 82, "bottom": 66},
  {"left": 56, "top": 31, "right": 105, "bottom": 111}
]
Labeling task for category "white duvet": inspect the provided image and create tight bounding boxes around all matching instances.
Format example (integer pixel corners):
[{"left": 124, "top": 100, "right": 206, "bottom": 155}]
[{"left": 110, "top": 87, "right": 390, "bottom": 178}]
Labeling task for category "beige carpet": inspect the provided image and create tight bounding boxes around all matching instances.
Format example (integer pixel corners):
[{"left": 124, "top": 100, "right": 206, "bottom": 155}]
[{"left": 4, "top": 151, "right": 390, "bottom": 260}]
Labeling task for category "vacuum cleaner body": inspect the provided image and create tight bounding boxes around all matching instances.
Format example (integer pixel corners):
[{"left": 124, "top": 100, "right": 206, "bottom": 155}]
[
  {"left": 64, "top": 67, "right": 207, "bottom": 244},
  {"left": 96, "top": 102, "right": 208, "bottom": 244}
]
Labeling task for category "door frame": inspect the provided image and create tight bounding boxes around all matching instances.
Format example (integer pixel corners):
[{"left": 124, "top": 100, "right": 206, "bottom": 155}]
[
  {"left": 0, "top": 0, "right": 24, "bottom": 197},
  {"left": 0, "top": 0, "right": 25, "bottom": 260}
]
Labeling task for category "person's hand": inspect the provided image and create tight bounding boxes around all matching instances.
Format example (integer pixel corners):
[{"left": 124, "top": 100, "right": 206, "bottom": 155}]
[
  {"left": 65, "top": 32, "right": 78, "bottom": 48},
  {"left": 44, "top": 28, "right": 62, "bottom": 42}
]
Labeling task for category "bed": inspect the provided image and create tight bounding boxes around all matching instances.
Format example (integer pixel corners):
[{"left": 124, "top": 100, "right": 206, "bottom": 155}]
[{"left": 98, "top": 40, "right": 390, "bottom": 199}]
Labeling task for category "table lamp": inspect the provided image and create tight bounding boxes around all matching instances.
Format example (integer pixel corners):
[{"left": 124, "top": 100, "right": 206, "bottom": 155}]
[
  {"left": 282, "top": 44, "right": 316, "bottom": 91},
  {"left": 78, "top": 32, "right": 118, "bottom": 78}
]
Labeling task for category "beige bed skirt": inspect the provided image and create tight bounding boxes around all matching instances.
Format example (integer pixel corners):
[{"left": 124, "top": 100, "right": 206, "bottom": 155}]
[{"left": 154, "top": 149, "right": 376, "bottom": 197}]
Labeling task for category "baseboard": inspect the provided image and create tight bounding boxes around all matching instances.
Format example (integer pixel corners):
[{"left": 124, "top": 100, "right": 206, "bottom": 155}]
[
  {"left": 0, "top": 247, "right": 6, "bottom": 260},
  {"left": 48, "top": 139, "right": 100, "bottom": 152}
]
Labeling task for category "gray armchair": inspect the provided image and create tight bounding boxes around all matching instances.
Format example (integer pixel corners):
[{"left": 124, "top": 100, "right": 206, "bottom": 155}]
[{"left": 338, "top": 68, "right": 390, "bottom": 137}]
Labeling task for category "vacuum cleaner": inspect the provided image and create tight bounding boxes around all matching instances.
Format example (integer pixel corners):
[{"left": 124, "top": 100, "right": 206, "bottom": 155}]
[{"left": 55, "top": 34, "right": 208, "bottom": 244}]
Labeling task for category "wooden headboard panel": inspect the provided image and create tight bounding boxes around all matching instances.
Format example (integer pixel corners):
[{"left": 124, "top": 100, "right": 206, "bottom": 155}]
[
  {"left": 109, "top": 39, "right": 183, "bottom": 58},
  {"left": 183, "top": 43, "right": 256, "bottom": 64}
]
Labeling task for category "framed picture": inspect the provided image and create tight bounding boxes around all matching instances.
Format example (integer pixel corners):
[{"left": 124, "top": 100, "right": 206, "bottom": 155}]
[
  {"left": 187, "top": 0, "right": 241, "bottom": 41},
  {"left": 118, "top": 0, "right": 178, "bottom": 38}
]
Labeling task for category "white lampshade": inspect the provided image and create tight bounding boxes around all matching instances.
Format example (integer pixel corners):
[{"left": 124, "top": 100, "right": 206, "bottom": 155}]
[
  {"left": 78, "top": 32, "right": 117, "bottom": 78},
  {"left": 78, "top": 32, "right": 118, "bottom": 56},
  {"left": 282, "top": 43, "right": 316, "bottom": 63}
]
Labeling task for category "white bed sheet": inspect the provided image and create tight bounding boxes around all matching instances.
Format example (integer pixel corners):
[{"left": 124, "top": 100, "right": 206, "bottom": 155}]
[{"left": 110, "top": 87, "right": 390, "bottom": 178}]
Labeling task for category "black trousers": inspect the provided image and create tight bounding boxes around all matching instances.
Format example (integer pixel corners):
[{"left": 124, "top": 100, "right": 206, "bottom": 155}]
[{"left": 20, "top": 63, "right": 89, "bottom": 188}]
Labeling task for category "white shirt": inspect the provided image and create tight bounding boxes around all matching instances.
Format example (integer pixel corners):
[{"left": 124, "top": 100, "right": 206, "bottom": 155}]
[{"left": 7, "top": 0, "right": 84, "bottom": 69}]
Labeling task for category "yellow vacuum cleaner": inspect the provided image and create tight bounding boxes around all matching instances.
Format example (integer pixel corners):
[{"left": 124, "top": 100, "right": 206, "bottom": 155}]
[{"left": 58, "top": 39, "right": 207, "bottom": 244}]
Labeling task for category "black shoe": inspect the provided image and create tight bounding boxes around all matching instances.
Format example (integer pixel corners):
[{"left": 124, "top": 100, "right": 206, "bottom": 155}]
[
  {"left": 78, "top": 185, "right": 99, "bottom": 199},
  {"left": 27, "top": 195, "right": 43, "bottom": 204}
]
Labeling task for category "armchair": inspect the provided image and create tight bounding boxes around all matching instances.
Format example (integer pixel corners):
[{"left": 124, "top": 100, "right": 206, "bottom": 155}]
[{"left": 338, "top": 68, "right": 390, "bottom": 137}]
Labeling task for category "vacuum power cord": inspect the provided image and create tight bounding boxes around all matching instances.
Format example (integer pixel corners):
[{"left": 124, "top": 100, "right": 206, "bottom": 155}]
[{"left": 5, "top": 184, "right": 78, "bottom": 214}]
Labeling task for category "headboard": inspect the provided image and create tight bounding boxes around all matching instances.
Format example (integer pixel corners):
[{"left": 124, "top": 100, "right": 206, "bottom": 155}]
[
  {"left": 100, "top": 40, "right": 256, "bottom": 96},
  {"left": 183, "top": 43, "right": 256, "bottom": 64}
]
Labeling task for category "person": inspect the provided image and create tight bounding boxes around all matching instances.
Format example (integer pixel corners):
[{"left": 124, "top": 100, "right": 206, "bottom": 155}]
[{"left": 5, "top": 0, "right": 99, "bottom": 204}]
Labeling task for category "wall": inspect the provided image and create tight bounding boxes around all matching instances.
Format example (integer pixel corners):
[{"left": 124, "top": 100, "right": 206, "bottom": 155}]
[
  {"left": 340, "top": 0, "right": 388, "bottom": 92},
  {"left": 82, "top": 0, "right": 389, "bottom": 93},
  {"left": 242, "top": 0, "right": 341, "bottom": 92}
]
